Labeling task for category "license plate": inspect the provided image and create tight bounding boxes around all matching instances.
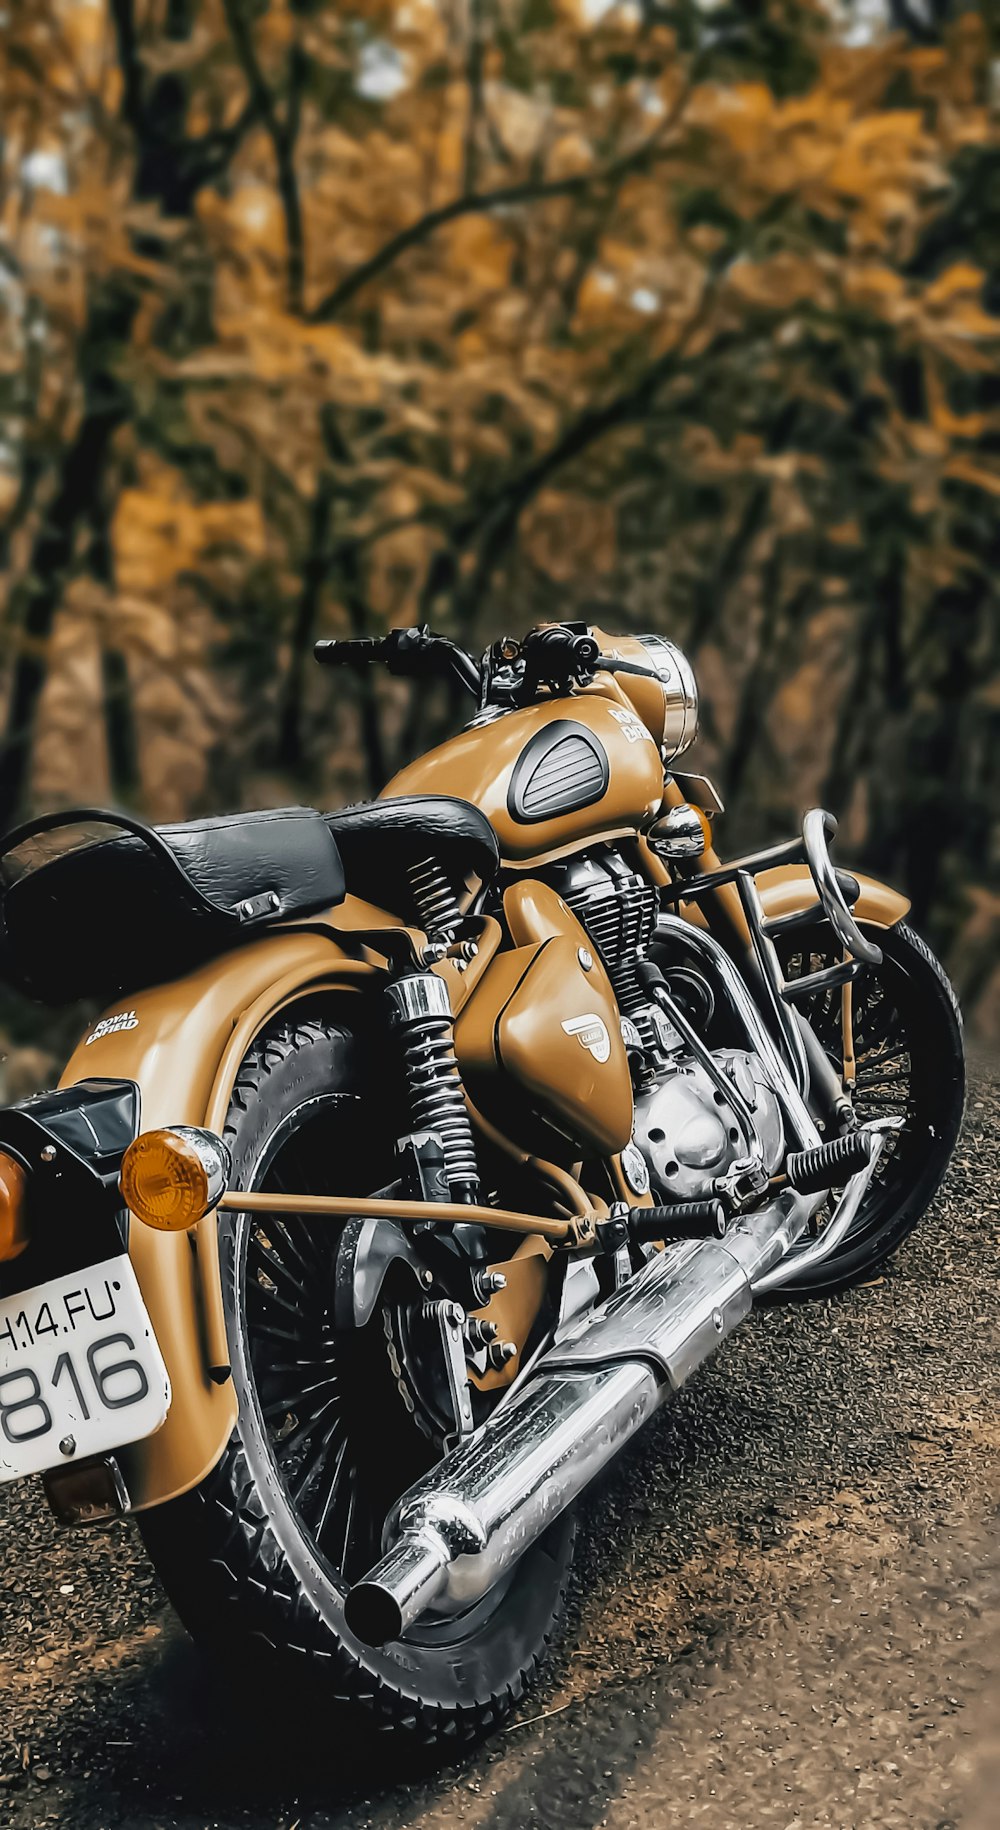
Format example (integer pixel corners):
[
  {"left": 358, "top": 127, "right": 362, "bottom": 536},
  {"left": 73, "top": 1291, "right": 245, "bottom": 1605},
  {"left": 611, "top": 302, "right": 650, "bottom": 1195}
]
[{"left": 0, "top": 1255, "right": 170, "bottom": 1482}]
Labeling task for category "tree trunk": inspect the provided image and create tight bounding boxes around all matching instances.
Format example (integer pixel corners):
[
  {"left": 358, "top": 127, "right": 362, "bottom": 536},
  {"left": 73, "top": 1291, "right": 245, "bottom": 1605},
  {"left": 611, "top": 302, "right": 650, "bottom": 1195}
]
[{"left": 0, "top": 294, "right": 133, "bottom": 835}]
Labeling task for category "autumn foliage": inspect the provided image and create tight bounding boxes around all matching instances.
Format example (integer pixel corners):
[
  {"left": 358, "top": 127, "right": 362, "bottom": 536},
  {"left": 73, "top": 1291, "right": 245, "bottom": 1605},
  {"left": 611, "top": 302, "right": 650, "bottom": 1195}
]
[{"left": 0, "top": 0, "right": 998, "bottom": 1048}]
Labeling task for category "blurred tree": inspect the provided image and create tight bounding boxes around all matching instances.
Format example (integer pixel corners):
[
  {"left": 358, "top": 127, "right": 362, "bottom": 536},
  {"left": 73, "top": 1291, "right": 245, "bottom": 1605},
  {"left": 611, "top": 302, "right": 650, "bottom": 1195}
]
[{"left": 0, "top": 0, "right": 997, "bottom": 1027}]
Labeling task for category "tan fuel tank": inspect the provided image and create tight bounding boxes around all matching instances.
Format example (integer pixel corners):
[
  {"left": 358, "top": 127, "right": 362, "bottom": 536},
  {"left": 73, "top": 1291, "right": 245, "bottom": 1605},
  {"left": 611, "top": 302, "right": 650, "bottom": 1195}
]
[{"left": 381, "top": 696, "right": 664, "bottom": 867}]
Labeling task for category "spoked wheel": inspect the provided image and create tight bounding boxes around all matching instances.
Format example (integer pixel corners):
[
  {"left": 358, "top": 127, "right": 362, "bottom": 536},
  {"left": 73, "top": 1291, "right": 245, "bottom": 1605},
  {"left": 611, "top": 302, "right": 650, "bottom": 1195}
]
[
  {"left": 774, "top": 920, "right": 964, "bottom": 1296},
  {"left": 243, "top": 1155, "right": 438, "bottom": 1591},
  {"left": 139, "top": 1010, "right": 575, "bottom": 1748}
]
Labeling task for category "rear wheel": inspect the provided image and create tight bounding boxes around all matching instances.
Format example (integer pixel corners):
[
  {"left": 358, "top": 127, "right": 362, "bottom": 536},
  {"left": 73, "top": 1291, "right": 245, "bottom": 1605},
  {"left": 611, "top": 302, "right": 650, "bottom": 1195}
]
[
  {"left": 139, "top": 1009, "right": 575, "bottom": 1746},
  {"left": 775, "top": 921, "right": 964, "bottom": 1296}
]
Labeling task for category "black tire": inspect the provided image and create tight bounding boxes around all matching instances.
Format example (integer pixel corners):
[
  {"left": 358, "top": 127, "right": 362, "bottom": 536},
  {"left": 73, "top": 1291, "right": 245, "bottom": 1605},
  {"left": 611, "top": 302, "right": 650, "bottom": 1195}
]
[
  {"left": 139, "top": 1008, "right": 575, "bottom": 1747},
  {"left": 775, "top": 921, "right": 965, "bottom": 1297}
]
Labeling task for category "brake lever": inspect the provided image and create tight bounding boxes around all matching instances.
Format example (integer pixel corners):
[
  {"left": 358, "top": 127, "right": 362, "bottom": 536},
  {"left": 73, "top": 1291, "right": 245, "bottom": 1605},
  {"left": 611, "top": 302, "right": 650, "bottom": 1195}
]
[{"left": 593, "top": 656, "right": 660, "bottom": 681}]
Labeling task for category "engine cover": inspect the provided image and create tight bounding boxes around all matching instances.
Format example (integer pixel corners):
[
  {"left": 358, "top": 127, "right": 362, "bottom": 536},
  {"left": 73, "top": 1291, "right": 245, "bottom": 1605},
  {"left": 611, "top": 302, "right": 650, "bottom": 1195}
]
[{"left": 633, "top": 1049, "right": 784, "bottom": 1204}]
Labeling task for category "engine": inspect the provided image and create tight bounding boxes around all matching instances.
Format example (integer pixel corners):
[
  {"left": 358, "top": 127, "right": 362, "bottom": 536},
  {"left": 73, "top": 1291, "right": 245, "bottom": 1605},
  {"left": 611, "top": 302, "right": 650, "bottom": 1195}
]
[
  {"left": 549, "top": 853, "right": 661, "bottom": 1052},
  {"left": 632, "top": 1050, "right": 784, "bottom": 1204},
  {"left": 547, "top": 848, "right": 785, "bottom": 1205}
]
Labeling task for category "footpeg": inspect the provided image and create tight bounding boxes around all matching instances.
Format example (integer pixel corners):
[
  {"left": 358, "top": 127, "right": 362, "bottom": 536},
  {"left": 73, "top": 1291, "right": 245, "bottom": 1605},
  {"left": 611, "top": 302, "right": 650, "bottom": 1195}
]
[
  {"left": 785, "top": 1130, "right": 875, "bottom": 1195},
  {"left": 629, "top": 1200, "right": 728, "bottom": 1242}
]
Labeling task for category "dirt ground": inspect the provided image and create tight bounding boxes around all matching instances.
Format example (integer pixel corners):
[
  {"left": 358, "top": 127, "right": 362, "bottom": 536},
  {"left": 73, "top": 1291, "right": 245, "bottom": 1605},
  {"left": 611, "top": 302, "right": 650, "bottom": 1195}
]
[{"left": 0, "top": 1058, "right": 996, "bottom": 1830}]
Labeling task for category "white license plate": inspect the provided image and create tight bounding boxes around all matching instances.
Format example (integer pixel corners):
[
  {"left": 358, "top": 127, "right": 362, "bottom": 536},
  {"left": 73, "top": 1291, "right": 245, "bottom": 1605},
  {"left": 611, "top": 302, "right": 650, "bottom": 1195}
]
[{"left": 0, "top": 1254, "right": 170, "bottom": 1483}]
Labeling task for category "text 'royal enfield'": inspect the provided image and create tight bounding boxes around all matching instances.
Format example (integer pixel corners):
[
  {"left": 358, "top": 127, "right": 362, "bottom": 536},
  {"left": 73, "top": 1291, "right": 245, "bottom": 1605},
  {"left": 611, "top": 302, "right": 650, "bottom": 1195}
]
[{"left": 0, "top": 623, "right": 964, "bottom": 1745}]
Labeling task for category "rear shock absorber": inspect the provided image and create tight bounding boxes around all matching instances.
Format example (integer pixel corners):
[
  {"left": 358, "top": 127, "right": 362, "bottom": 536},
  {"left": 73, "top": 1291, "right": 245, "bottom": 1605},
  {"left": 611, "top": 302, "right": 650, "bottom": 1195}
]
[
  {"left": 386, "top": 973, "right": 480, "bottom": 1204},
  {"left": 408, "top": 857, "right": 462, "bottom": 941}
]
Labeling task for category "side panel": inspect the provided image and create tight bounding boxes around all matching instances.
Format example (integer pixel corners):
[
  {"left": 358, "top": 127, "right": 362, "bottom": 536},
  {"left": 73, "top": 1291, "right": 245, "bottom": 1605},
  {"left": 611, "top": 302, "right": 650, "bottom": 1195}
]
[
  {"left": 383, "top": 696, "right": 663, "bottom": 866},
  {"left": 456, "top": 904, "right": 633, "bottom": 1159},
  {"left": 59, "top": 926, "right": 376, "bottom": 1510},
  {"left": 498, "top": 938, "right": 633, "bottom": 1156}
]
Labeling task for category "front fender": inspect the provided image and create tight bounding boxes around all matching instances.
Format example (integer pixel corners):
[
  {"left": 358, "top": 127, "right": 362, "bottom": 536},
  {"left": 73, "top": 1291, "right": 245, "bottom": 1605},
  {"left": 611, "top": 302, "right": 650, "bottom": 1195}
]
[
  {"left": 755, "top": 864, "right": 910, "bottom": 931},
  {"left": 59, "top": 928, "right": 376, "bottom": 1511}
]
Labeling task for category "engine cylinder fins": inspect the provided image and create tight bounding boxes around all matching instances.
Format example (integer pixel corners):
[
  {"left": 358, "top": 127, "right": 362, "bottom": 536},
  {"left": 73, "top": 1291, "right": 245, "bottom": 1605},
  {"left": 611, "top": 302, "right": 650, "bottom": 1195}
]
[
  {"left": 553, "top": 852, "right": 659, "bottom": 1022},
  {"left": 408, "top": 854, "right": 463, "bottom": 939},
  {"left": 785, "top": 1129, "right": 875, "bottom": 1196},
  {"left": 386, "top": 973, "right": 480, "bottom": 1202}
]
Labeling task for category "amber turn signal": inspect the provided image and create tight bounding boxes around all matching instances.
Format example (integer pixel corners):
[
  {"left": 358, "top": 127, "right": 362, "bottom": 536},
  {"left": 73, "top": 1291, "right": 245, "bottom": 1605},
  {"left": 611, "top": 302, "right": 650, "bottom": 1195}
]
[
  {"left": 0, "top": 1151, "right": 29, "bottom": 1263},
  {"left": 120, "top": 1127, "right": 231, "bottom": 1231}
]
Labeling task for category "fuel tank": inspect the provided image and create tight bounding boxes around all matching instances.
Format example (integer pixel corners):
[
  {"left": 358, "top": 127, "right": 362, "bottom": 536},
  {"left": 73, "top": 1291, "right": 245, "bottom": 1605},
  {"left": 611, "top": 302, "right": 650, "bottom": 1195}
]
[{"left": 382, "top": 697, "right": 664, "bottom": 866}]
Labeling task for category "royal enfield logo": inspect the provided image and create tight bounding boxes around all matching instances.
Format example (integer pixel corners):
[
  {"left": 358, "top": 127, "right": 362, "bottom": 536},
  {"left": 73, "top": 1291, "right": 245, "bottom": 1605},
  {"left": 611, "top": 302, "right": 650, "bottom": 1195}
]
[
  {"left": 86, "top": 1010, "right": 139, "bottom": 1046},
  {"left": 608, "top": 706, "right": 656, "bottom": 749},
  {"left": 561, "top": 1014, "right": 611, "bottom": 1064}
]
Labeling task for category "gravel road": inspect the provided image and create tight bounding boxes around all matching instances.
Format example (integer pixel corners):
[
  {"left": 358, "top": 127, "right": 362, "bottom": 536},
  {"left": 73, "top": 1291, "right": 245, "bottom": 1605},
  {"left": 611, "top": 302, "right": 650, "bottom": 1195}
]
[{"left": 0, "top": 1058, "right": 996, "bottom": 1830}]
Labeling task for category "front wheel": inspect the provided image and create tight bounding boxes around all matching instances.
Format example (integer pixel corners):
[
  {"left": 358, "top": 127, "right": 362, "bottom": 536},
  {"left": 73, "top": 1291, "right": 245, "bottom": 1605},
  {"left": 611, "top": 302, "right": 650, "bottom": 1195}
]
[
  {"left": 139, "top": 1008, "right": 575, "bottom": 1747},
  {"left": 775, "top": 920, "right": 965, "bottom": 1297}
]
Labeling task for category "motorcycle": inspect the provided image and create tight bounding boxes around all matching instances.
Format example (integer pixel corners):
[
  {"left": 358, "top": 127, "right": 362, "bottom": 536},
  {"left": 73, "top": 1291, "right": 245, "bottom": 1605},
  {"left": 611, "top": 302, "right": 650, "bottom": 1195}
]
[{"left": 0, "top": 622, "right": 964, "bottom": 1745}]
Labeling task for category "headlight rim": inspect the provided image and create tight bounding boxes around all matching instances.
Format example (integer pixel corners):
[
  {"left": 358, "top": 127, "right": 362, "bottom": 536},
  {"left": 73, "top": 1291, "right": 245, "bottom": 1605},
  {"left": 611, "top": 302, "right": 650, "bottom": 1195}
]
[{"left": 633, "top": 634, "right": 699, "bottom": 763}]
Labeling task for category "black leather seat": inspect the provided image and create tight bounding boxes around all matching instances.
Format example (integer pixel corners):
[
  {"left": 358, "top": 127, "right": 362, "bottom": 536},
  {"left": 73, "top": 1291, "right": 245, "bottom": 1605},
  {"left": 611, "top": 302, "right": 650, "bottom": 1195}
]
[
  {"left": 0, "top": 807, "right": 345, "bottom": 1005},
  {"left": 326, "top": 796, "right": 498, "bottom": 910}
]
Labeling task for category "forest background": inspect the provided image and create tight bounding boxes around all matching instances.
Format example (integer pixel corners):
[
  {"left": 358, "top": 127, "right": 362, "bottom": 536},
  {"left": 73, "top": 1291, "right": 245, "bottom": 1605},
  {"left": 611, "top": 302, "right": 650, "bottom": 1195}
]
[{"left": 0, "top": 0, "right": 997, "bottom": 1088}]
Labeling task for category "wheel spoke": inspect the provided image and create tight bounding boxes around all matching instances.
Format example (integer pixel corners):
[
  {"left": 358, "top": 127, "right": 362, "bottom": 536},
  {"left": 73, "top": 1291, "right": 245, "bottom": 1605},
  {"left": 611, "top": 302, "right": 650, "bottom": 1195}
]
[
  {"left": 240, "top": 1099, "right": 450, "bottom": 1599},
  {"left": 247, "top": 1279, "right": 314, "bottom": 1327},
  {"left": 282, "top": 1389, "right": 342, "bottom": 1447},
  {"left": 261, "top": 1373, "right": 336, "bottom": 1420},
  {"left": 260, "top": 1206, "right": 327, "bottom": 1280},
  {"left": 338, "top": 1469, "right": 359, "bottom": 1571},
  {"left": 291, "top": 1417, "right": 347, "bottom": 1502},
  {"left": 311, "top": 1435, "right": 350, "bottom": 1539},
  {"left": 248, "top": 1236, "right": 311, "bottom": 1304}
]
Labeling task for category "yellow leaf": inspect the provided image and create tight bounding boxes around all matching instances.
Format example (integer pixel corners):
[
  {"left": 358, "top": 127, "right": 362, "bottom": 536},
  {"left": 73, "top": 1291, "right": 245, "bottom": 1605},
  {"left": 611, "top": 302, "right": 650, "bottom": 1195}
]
[
  {"left": 925, "top": 262, "right": 988, "bottom": 305},
  {"left": 944, "top": 458, "right": 1000, "bottom": 498}
]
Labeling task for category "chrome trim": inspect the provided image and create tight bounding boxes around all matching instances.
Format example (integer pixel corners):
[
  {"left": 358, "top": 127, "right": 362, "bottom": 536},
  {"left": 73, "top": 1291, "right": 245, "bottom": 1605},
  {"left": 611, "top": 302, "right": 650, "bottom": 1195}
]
[
  {"left": 342, "top": 1186, "right": 817, "bottom": 1645},
  {"left": 648, "top": 803, "right": 706, "bottom": 860},
  {"left": 42, "top": 1452, "right": 132, "bottom": 1526},
  {"left": 753, "top": 1116, "right": 903, "bottom": 1293},
  {"left": 653, "top": 914, "right": 821, "bottom": 1153},
  {"left": 546, "top": 1191, "right": 809, "bottom": 1382},
  {"left": 737, "top": 870, "right": 811, "bottom": 1096},
  {"left": 801, "top": 810, "right": 883, "bottom": 968},
  {"left": 385, "top": 972, "right": 453, "bottom": 1023},
  {"left": 649, "top": 982, "right": 762, "bottom": 1163},
  {"left": 633, "top": 635, "right": 699, "bottom": 761},
  {"left": 167, "top": 1125, "right": 232, "bottom": 1210}
]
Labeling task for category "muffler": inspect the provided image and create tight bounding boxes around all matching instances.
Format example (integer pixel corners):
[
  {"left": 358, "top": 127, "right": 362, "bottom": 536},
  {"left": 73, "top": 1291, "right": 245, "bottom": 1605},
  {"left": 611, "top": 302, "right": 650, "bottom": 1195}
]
[{"left": 344, "top": 1186, "right": 815, "bottom": 1648}]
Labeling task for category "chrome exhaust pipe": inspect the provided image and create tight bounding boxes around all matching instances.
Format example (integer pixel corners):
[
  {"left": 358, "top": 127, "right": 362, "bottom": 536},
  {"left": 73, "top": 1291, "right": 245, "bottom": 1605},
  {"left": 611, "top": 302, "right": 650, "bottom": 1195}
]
[{"left": 344, "top": 1187, "right": 815, "bottom": 1648}]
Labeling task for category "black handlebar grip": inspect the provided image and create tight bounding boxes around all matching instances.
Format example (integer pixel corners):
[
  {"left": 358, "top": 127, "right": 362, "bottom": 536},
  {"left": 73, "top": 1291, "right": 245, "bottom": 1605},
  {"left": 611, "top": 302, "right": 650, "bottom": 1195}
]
[{"left": 313, "top": 638, "right": 383, "bottom": 667}]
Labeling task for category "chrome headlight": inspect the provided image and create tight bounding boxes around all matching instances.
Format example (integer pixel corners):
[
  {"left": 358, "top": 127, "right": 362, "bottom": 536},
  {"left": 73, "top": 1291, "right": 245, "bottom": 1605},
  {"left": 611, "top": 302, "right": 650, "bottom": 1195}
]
[{"left": 634, "top": 635, "right": 699, "bottom": 762}]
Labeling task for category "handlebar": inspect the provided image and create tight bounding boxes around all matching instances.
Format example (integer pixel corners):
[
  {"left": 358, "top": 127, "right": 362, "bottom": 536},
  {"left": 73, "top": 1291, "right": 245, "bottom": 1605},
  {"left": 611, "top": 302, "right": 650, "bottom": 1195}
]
[
  {"left": 314, "top": 628, "right": 480, "bottom": 694},
  {"left": 314, "top": 637, "right": 386, "bottom": 669},
  {"left": 314, "top": 622, "right": 662, "bottom": 704}
]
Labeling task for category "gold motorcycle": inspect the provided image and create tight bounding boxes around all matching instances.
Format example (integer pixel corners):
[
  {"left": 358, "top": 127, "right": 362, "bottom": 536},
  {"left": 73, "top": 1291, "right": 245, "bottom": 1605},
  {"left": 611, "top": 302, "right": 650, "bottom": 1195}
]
[{"left": 0, "top": 623, "right": 964, "bottom": 1744}]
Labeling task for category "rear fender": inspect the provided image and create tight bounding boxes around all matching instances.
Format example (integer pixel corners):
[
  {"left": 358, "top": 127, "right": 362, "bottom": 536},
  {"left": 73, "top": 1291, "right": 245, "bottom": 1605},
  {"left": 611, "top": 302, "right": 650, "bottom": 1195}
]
[
  {"left": 755, "top": 865, "right": 910, "bottom": 931},
  {"left": 57, "top": 927, "right": 378, "bottom": 1511}
]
